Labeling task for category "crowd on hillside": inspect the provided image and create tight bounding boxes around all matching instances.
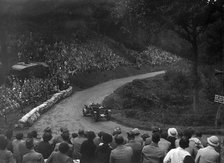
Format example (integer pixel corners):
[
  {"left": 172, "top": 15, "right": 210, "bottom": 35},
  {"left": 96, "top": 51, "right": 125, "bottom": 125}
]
[
  {"left": 1, "top": 32, "right": 132, "bottom": 117},
  {"left": 139, "top": 46, "right": 181, "bottom": 66},
  {"left": 0, "top": 77, "right": 61, "bottom": 118},
  {"left": 0, "top": 126, "right": 222, "bottom": 163},
  {"left": 1, "top": 31, "right": 181, "bottom": 119},
  {"left": 5, "top": 32, "right": 131, "bottom": 76}
]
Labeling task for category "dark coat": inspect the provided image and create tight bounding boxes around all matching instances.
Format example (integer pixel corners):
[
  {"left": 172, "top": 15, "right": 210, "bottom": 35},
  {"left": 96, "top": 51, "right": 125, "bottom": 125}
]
[
  {"left": 80, "top": 140, "right": 96, "bottom": 163},
  {"left": 36, "top": 141, "right": 54, "bottom": 159},
  {"left": 95, "top": 143, "right": 112, "bottom": 163}
]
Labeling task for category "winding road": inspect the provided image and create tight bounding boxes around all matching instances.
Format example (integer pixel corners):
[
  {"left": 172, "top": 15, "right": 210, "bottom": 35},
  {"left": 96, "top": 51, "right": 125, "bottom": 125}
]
[{"left": 30, "top": 71, "right": 165, "bottom": 136}]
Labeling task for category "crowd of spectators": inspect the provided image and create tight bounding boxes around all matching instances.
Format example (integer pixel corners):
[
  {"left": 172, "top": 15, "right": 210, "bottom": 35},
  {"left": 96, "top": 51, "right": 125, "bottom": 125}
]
[
  {"left": 0, "top": 31, "right": 132, "bottom": 117},
  {"left": 5, "top": 32, "right": 131, "bottom": 77},
  {"left": 139, "top": 46, "right": 181, "bottom": 66},
  {"left": 0, "top": 77, "right": 60, "bottom": 118},
  {"left": 4, "top": 32, "right": 180, "bottom": 78},
  {"left": 0, "top": 31, "right": 182, "bottom": 119},
  {"left": 0, "top": 126, "right": 222, "bottom": 163}
]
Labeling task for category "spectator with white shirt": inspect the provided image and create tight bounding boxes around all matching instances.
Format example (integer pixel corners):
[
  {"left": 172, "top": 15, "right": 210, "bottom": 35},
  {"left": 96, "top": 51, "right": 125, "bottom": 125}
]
[{"left": 163, "top": 137, "right": 194, "bottom": 163}]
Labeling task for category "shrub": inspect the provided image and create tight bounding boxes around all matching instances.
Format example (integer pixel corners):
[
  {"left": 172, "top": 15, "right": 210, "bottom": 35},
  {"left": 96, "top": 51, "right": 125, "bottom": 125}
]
[
  {"left": 125, "top": 110, "right": 137, "bottom": 118},
  {"left": 140, "top": 46, "right": 181, "bottom": 65},
  {"left": 200, "top": 66, "right": 222, "bottom": 102},
  {"left": 164, "top": 70, "right": 191, "bottom": 95}
]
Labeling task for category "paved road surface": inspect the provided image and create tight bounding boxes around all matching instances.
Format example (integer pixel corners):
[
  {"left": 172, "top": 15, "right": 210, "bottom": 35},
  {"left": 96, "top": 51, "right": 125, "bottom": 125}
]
[{"left": 30, "top": 71, "right": 165, "bottom": 136}]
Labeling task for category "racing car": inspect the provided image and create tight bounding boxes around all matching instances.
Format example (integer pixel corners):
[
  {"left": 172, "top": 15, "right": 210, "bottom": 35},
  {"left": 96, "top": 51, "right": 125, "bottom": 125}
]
[{"left": 83, "top": 103, "right": 111, "bottom": 122}]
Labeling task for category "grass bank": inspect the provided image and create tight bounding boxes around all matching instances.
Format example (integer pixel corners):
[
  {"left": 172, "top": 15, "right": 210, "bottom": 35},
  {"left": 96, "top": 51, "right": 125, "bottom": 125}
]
[{"left": 102, "top": 72, "right": 224, "bottom": 135}]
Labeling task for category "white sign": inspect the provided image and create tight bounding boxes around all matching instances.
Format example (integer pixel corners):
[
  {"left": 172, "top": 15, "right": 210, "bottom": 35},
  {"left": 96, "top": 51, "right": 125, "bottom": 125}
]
[{"left": 214, "top": 94, "right": 224, "bottom": 104}]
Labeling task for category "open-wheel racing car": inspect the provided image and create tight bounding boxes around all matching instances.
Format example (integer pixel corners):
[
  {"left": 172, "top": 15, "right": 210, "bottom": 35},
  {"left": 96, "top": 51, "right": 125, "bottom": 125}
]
[{"left": 83, "top": 103, "right": 111, "bottom": 122}]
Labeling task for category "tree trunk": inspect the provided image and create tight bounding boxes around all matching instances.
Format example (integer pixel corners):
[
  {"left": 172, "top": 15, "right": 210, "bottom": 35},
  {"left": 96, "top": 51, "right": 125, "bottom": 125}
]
[{"left": 192, "top": 38, "right": 199, "bottom": 112}]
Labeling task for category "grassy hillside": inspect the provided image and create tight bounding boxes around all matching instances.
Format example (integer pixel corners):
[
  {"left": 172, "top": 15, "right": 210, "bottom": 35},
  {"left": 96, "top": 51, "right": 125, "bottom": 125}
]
[{"left": 103, "top": 60, "right": 221, "bottom": 129}]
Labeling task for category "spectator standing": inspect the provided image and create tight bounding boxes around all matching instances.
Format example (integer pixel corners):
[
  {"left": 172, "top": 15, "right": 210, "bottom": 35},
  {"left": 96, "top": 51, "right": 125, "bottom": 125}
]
[
  {"left": 110, "top": 135, "right": 133, "bottom": 163},
  {"left": 142, "top": 132, "right": 165, "bottom": 163},
  {"left": 46, "top": 142, "right": 73, "bottom": 163},
  {"left": 195, "top": 136, "right": 220, "bottom": 163},
  {"left": 36, "top": 132, "right": 54, "bottom": 159},
  {"left": 175, "top": 131, "right": 183, "bottom": 148},
  {"left": 70, "top": 133, "right": 78, "bottom": 144},
  {"left": 141, "top": 133, "right": 150, "bottom": 146},
  {"left": 132, "top": 128, "right": 143, "bottom": 146},
  {"left": 80, "top": 131, "right": 96, "bottom": 163},
  {"left": 18, "top": 133, "right": 32, "bottom": 162},
  {"left": 95, "top": 133, "right": 113, "bottom": 163},
  {"left": 189, "top": 131, "right": 203, "bottom": 150},
  {"left": 167, "top": 128, "right": 178, "bottom": 150},
  {"left": 187, "top": 131, "right": 203, "bottom": 159},
  {"left": 0, "top": 135, "right": 15, "bottom": 163},
  {"left": 183, "top": 129, "right": 198, "bottom": 158},
  {"left": 30, "top": 130, "right": 40, "bottom": 148},
  {"left": 54, "top": 132, "right": 73, "bottom": 157},
  {"left": 5, "top": 130, "right": 13, "bottom": 153},
  {"left": 158, "top": 132, "right": 171, "bottom": 154},
  {"left": 163, "top": 137, "right": 192, "bottom": 163},
  {"left": 53, "top": 127, "right": 69, "bottom": 145},
  {"left": 43, "top": 127, "right": 54, "bottom": 145},
  {"left": 22, "top": 138, "right": 44, "bottom": 163},
  {"left": 110, "top": 127, "right": 122, "bottom": 149},
  {"left": 72, "top": 129, "right": 87, "bottom": 159},
  {"left": 94, "top": 131, "right": 105, "bottom": 147},
  {"left": 12, "top": 133, "right": 24, "bottom": 163},
  {"left": 126, "top": 131, "right": 142, "bottom": 163}
]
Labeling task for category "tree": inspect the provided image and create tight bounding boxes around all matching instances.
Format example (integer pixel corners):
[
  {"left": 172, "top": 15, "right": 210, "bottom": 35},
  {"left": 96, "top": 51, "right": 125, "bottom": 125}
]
[
  {"left": 126, "top": 0, "right": 213, "bottom": 112},
  {"left": 165, "top": 0, "right": 210, "bottom": 112}
]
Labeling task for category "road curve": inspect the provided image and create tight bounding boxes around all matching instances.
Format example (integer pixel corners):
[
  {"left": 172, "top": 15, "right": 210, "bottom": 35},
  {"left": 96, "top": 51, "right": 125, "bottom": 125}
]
[{"left": 30, "top": 71, "right": 165, "bottom": 136}]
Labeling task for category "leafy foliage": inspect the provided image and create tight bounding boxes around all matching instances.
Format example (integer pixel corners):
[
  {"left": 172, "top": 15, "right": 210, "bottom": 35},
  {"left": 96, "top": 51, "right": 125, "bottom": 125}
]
[
  {"left": 164, "top": 70, "right": 191, "bottom": 95},
  {"left": 103, "top": 60, "right": 219, "bottom": 126}
]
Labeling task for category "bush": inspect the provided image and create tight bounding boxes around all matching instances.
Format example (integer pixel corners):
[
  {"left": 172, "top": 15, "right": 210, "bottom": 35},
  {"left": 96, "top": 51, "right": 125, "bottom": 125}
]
[
  {"left": 164, "top": 70, "right": 191, "bottom": 95},
  {"left": 200, "top": 66, "right": 222, "bottom": 102},
  {"left": 140, "top": 46, "right": 181, "bottom": 65},
  {"left": 125, "top": 110, "right": 137, "bottom": 118}
]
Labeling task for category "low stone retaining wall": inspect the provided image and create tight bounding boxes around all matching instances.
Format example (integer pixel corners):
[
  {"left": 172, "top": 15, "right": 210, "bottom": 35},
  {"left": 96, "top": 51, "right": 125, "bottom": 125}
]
[{"left": 17, "top": 86, "right": 73, "bottom": 128}]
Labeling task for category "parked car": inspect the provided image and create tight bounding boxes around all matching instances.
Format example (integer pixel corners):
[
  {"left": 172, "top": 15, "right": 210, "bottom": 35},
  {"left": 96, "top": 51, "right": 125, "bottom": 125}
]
[
  {"left": 10, "top": 62, "right": 49, "bottom": 80},
  {"left": 83, "top": 103, "right": 111, "bottom": 122}
]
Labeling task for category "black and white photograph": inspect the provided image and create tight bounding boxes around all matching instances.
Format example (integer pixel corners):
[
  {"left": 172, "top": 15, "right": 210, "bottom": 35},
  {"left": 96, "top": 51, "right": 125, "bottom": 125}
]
[{"left": 0, "top": 0, "right": 223, "bottom": 163}]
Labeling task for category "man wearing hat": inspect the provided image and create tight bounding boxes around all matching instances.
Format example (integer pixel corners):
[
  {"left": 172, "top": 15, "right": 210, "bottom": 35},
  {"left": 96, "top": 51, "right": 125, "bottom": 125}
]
[
  {"left": 126, "top": 131, "right": 142, "bottom": 163},
  {"left": 167, "top": 128, "right": 178, "bottom": 150},
  {"left": 110, "top": 127, "right": 122, "bottom": 149},
  {"left": 132, "top": 128, "right": 143, "bottom": 146},
  {"left": 195, "top": 136, "right": 220, "bottom": 163}
]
